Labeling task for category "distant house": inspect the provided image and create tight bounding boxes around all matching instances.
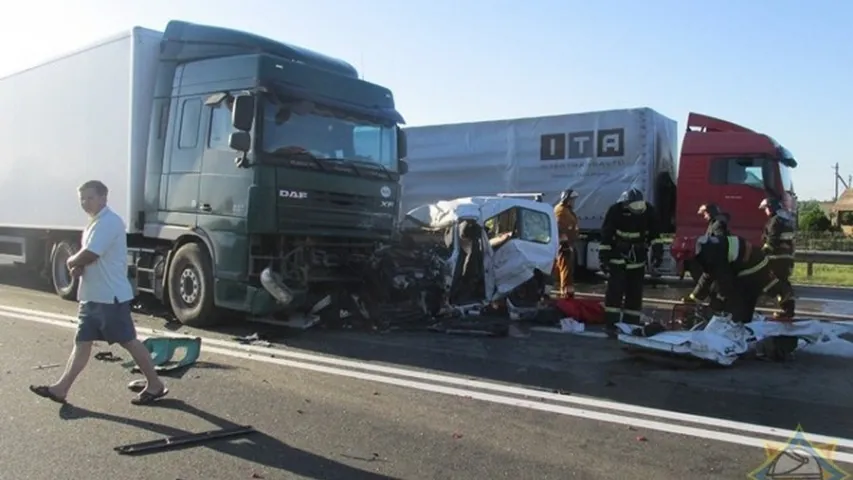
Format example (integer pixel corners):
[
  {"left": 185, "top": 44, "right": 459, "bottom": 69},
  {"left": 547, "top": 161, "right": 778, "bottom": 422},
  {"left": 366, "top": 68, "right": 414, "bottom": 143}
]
[
  {"left": 832, "top": 188, "right": 853, "bottom": 235},
  {"left": 818, "top": 201, "right": 835, "bottom": 217}
]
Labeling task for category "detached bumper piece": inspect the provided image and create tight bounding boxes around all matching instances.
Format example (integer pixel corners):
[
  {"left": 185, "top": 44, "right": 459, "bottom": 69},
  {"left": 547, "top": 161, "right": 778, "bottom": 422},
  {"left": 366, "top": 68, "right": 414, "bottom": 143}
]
[{"left": 114, "top": 425, "right": 256, "bottom": 455}]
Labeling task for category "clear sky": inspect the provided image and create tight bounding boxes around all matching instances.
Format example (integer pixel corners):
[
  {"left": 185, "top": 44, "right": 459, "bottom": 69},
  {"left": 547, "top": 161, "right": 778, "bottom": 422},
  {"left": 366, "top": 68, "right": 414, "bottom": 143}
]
[{"left": 3, "top": 0, "right": 850, "bottom": 201}]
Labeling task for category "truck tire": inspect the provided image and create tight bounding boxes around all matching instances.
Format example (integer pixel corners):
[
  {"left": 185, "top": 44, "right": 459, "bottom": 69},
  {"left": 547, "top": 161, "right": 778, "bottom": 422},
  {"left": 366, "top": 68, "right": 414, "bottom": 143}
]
[
  {"left": 167, "top": 242, "right": 221, "bottom": 327},
  {"left": 50, "top": 239, "right": 80, "bottom": 301}
]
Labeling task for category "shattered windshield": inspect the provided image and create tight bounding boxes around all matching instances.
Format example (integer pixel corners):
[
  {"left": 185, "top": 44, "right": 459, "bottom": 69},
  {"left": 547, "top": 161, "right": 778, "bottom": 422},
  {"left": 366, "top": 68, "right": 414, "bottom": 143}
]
[{"left": 261, "top": 97, "right": 397, "bottom": 169}]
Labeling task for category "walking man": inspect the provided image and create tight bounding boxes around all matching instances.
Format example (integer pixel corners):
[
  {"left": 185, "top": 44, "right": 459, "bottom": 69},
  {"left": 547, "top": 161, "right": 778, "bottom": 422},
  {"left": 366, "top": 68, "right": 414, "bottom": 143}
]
[{"left": 29, "top": 180, "right": 168, "bottom": 405}]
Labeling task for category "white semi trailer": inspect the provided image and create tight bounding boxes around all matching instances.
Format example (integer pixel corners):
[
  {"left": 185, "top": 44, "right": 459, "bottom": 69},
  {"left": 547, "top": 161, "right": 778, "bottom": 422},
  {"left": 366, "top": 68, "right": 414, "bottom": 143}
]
[{"left": 401, "top": 108, "right": 680, "bottom": 276}]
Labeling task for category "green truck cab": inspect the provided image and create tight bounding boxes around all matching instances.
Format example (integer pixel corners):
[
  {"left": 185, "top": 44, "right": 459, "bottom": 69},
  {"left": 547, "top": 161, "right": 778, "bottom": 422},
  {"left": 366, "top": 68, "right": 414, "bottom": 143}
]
[{"left": 135, "top": 21, "right": 408, "bottom": 326}]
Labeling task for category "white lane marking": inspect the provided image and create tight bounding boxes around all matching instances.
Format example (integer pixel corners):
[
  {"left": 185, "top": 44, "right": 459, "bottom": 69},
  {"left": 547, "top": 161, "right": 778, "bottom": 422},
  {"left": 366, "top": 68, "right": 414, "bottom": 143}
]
[
  {"left": 9, "top": 308, "right": 853, "bottom": 465},
  {"left": 4, "top": 304, "right": 853, "bottom": 455}
]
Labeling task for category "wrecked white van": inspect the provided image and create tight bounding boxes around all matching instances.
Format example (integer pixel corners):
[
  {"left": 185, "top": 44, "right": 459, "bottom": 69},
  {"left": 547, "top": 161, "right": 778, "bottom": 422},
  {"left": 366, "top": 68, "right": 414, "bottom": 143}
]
[{"left": 399, "top": 195, "right": 559, "bottom": 313}]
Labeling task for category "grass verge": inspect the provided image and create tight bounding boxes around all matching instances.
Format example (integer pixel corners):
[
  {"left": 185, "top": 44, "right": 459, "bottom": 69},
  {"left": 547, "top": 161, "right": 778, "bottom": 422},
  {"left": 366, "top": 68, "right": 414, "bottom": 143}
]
[{"left": 792, "top": 263, "right": 853, "bottom": 287}]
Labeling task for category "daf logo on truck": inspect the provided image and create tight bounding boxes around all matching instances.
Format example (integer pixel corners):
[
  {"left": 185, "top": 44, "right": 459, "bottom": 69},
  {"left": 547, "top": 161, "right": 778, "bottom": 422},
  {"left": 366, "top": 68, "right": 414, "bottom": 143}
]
[
  {"left": 380, "top": 186, "right": 392, "bottom": 198},
  {"left": 539, "top": 128, "right": 625, "bottom": 160},
  {"left": 279, "top": 190, "right": 308, "bottom": 200}
]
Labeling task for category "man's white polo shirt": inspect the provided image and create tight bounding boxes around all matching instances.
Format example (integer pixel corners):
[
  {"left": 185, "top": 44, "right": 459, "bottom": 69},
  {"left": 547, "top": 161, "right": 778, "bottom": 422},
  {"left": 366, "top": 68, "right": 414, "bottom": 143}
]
[{"left": 77, "top": 206, "right": 134, "bottom": 304}]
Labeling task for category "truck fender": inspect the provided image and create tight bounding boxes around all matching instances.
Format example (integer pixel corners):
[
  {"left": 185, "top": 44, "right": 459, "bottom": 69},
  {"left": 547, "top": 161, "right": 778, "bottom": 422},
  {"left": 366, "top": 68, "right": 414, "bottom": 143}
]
[{"left": 143, "top": 224, "right": 217, "bottom": 297}]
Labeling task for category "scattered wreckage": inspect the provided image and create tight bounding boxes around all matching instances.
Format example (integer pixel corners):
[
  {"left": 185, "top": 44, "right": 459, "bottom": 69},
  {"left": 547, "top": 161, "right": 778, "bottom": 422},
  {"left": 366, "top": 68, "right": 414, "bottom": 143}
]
[
  {"left": 266, "top": 195, "right": 562, "bottom": 334},
  {"left": 231, "top": 194, "right": 853, "bottom": 367},
  {"left": 615, "top": 303, "right": 853, "bottom": 366}
]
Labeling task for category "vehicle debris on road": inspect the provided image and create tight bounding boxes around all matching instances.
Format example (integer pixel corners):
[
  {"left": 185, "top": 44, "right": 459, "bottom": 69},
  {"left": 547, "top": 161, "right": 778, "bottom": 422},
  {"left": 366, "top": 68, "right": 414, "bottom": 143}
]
[
  {"left": 114, "top": 425, "right": 256, "bottom": 455},
  {"left": 233, "top": 333, "right": 272, "bottom": 347},
  {"left": 617, "top": 302, "right": 853, "bottom": 366}
]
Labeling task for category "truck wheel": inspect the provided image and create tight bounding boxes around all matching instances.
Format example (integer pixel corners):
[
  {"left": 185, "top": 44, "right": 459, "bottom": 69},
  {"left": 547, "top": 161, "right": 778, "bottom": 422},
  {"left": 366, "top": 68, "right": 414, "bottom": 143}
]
[
  {"left": 167, "top": 242, "right": 221, "bottom": 327},
  {"left": 50, "top": 240, "right": 80, "bottom": 301}
]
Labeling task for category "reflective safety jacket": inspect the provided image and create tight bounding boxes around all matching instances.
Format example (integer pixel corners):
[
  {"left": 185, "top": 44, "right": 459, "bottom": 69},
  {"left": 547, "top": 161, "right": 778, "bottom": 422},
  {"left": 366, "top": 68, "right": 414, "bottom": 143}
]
[
  {"left": 691, "top": 235, "right": 776, "bottom": 302},
  {"left": 599, "top": 201, "right": 666, "bottom": 269},
  {"left": 761, "top": 211, "right": 795, "bottom": 260},
  {"left": 554, "top": 204, "right": 579, "bottom": 244}
]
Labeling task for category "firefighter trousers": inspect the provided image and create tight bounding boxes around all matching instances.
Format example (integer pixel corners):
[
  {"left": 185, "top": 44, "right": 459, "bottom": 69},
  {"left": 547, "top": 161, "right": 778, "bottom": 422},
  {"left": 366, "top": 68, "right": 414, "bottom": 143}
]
[
  {"left": 727, "top": 267, "right": 795, "bottom": 323},
  {"left": 604, "top": 263, "right": 645, "bottom": 326},
  {"left": 555, "top": 246, "right": 574, "bottom": 295},
  {"left": 765, "top": 265, "right": 796, "bottom": 318},
  {"left": 768, "top": 258, "right": 795, "bottom": 307},
  {"left": 726, "top": 278, "right": 764, "bottom": 324}
]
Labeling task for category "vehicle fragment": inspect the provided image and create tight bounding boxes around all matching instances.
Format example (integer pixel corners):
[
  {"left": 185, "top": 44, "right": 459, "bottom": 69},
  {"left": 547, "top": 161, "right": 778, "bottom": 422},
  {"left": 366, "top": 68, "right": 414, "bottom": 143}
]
[
  {"left": 123, "top": 336, "right": 201, "bottom": 373},
  {"left": 114, "top": 425, "right": 256, "bottom": 455}
]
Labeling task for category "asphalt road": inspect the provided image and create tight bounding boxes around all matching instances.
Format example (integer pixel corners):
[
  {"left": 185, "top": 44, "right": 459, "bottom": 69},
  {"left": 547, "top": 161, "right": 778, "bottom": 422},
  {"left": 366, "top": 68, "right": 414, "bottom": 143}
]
[
  {"left": 3, "top": 314, "right": 849, "bottom": 480},
  {"left": 3, "top": 269, "right": 853, "bottom": 479}
]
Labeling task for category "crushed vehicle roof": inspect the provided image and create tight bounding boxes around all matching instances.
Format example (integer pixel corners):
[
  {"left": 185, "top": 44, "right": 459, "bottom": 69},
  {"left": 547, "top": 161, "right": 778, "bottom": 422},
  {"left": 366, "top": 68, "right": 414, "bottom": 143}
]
[{"left": 404, "top": 196, "right": 555, "bottom": 230}]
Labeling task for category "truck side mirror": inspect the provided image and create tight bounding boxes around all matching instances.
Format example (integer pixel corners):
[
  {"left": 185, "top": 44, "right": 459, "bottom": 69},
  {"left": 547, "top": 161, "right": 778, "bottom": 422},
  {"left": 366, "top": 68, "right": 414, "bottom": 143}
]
[
  {"left": 396, "top": 127, "right": 407, "bottom": 160},
  {"left": 232, "top": 94, "right": 255, "bottom": 132},
  {"left": 229, "top": 131, "right": 251, "bottom": 152},
  {"left": 398, "top": 160, "right": 409, "bottom": 175}
]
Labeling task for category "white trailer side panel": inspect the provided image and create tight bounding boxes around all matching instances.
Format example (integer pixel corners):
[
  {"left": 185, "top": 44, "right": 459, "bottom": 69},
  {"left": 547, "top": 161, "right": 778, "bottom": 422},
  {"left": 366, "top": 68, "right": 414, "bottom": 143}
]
[
  {"left": 402, "top": 108, "right": 678, "bottom": 231},
  {"left": 0, "top": 27, "right": 163, "bottom": 233}
]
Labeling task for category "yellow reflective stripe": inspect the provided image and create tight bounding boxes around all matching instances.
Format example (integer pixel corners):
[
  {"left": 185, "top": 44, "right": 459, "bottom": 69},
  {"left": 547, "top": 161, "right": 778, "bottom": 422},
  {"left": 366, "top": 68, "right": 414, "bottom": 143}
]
[
  {"left": 609, "top": 259, "right": 625, "bottom": 264},
  {"left": 726, "top": 236, "right": 739, "bottom": 262},
  {"left": 626, "top": 263, "right": 645, "bottom": 269},
  {"left": 616, "top": 230, "right": 641, "bottom": 239},
  {"left": 599, "top": 245, "right": 612, "bottom": 251},
  {"left": 623, "top": 309, "right": 642, "bottom": 316},
  {"left": 767, "top": 254, "right": 794, "bottom": 260},
  {"left": 780, "top": 233, "right": 795, "bottom": 240},
  {"left": 651, "top": 238, "right": 669, "bottom": 244},
  {"left": 604, "top": 306, "right": 622, "bottom": 313},
  {"left": 762, "top": 243, "right": 772, "bottom": 250},
  {"left": 762, "top": 278, "right": 779, "bottom": 293},
  {"left": 738, "top": 257, "right": 768, "bottom": 277}
]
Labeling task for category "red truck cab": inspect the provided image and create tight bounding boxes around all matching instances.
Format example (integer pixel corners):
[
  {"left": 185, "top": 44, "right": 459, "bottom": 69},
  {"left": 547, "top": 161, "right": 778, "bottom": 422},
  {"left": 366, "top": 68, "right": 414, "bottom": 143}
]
[{"left": 670, "top": 113, "right": 797, "bottom": 280}]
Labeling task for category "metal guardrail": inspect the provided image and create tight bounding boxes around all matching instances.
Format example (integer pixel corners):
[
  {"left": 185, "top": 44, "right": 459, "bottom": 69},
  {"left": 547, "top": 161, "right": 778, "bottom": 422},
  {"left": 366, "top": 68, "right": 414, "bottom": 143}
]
[{"left": 795, "top": 250, "right": 853, "bottom": 278}]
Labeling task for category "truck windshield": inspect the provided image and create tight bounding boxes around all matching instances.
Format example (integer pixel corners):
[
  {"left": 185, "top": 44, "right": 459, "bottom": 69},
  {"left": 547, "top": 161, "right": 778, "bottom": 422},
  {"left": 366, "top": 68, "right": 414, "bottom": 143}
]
[{"left": 261, "top": 100, "right": 397, "bottom": 169}]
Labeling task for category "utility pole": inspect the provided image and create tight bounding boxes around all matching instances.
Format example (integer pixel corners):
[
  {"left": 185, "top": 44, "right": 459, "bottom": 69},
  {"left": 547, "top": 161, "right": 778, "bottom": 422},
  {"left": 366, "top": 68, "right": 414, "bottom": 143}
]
[
  {"left": 834, "top": 163, "right": 840, "bottom": 201},
  {"left": 833, "top": 163, "right": 849, "bottom": 201}
]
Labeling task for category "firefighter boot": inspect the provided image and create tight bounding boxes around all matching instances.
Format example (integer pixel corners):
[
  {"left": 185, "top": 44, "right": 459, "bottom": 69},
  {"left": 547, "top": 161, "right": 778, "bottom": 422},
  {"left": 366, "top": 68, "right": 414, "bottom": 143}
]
[
  {"left": 604, "top": 309, "right": 622, "bottom": 339},
  {"left": 773, "top": 295, "right": 796, "bottom": 322}
]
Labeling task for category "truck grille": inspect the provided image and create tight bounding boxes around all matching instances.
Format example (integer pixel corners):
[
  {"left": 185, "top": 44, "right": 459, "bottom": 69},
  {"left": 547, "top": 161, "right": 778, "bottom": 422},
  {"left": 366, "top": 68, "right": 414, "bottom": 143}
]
[{"left": 277, "top": 189, "right": 396, "bottom": 236}]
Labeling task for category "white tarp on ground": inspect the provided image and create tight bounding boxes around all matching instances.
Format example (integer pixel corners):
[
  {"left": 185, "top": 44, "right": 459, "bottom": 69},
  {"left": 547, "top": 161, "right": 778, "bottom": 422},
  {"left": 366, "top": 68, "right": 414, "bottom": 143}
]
[{"left": 616, "top": 316, "right": 853, "bottom": 366}]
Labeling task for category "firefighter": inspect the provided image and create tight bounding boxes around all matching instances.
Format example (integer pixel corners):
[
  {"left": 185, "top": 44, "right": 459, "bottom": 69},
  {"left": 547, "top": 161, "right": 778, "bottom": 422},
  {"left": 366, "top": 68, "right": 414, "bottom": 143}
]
[
  {"left": 599, "top": 188, "right": 666, "bottom": 337},
  {"left": 759, "top": 197, "right": 796, "bottom": 318},
  {"left": 684, "top": 234, "right": 795, "bottom": 323},
  {"left": 688, "top": 203, "right": 732, "bottom": 302},
  {"left": 698, "top": 203, "right": 731, "bottom": 237},
  {"left": 554, "top": 189, "right": 580, "bottom": 297}
]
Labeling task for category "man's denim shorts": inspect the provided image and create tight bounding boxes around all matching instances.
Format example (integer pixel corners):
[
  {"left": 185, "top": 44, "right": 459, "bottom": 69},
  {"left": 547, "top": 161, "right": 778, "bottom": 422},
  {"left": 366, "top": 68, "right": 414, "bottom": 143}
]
[{"left": 75, "top": 299, "right": 136, "bottom": 345}]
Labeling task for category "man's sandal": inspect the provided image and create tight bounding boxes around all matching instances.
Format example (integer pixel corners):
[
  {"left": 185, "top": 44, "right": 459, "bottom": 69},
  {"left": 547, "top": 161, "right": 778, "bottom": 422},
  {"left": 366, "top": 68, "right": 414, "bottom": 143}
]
[
  {"left": 131, "top": 387, "right": 169, "bottom": 406},
  {"left": 29, "top": 385, "right": 67, "bottom": 404}
]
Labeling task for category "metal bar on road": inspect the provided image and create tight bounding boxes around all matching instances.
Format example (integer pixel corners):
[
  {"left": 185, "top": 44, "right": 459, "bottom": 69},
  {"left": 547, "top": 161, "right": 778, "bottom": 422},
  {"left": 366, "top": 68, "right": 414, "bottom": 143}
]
[{"left": 114, "top": 425, "right": 256, "bottom": 455}]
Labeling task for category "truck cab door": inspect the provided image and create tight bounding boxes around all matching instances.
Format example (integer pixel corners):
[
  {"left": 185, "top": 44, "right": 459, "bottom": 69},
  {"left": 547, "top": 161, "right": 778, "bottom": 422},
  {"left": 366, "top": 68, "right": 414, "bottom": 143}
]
[
  {"left": 162, "top": 96, "right": 204, "bottom": 227},
  {"left": 199, "top": 100, "right": 250, "bottom": 220}
]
